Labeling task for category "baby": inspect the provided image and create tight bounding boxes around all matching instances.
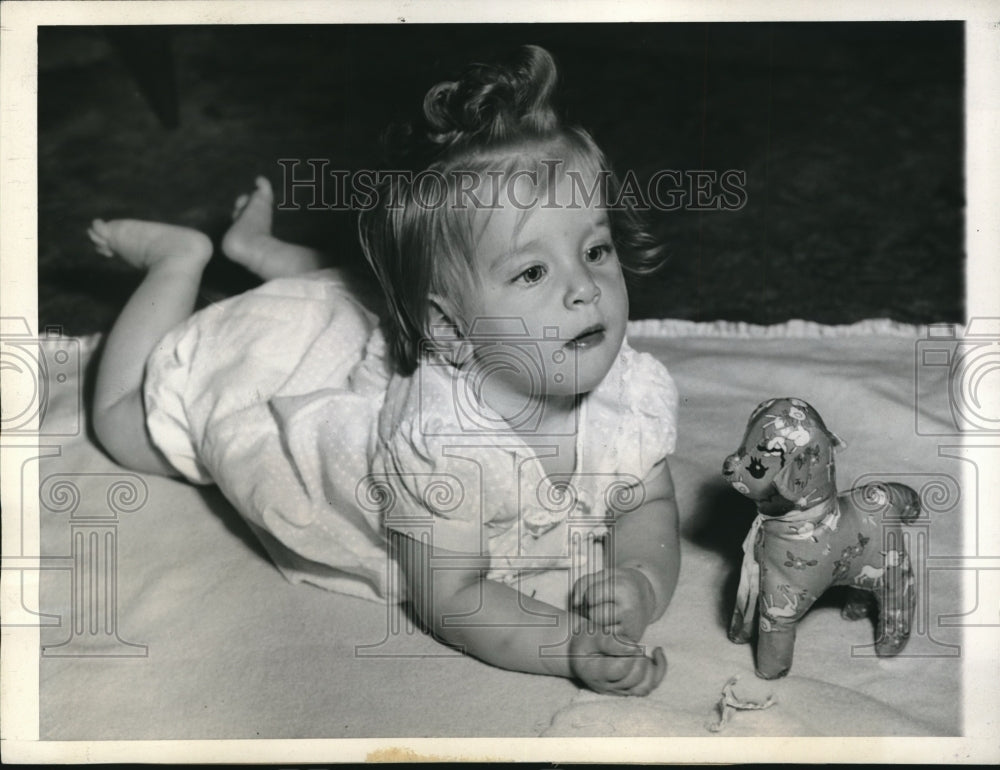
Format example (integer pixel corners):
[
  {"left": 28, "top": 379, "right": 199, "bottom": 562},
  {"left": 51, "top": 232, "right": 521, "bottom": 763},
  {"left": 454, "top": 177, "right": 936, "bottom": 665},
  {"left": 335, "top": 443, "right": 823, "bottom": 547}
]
[{"left": 90, "top": 45, "right": 680, "bottom": 696}]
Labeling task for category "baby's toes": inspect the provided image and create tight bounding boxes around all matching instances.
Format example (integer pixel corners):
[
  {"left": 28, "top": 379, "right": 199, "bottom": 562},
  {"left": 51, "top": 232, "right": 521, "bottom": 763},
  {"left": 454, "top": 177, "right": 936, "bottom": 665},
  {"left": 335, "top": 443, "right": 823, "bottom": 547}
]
[
  {"left": 89, "top": 218, "right": 110, "bottom": 238},
  {"left": 231, "top": 194, "right": 250, "bottom": 221},
  {"left": 88, "top": 220, "right": 114, "bottom": 257},
  {"left": 254, "top": 175, "right": 274, "bottom": 200}
]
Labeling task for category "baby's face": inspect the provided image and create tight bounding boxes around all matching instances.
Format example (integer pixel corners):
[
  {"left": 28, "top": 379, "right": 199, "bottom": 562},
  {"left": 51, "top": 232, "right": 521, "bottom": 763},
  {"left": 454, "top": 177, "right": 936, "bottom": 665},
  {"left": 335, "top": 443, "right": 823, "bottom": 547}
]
[{"left": 456, "top": 172, "right": 629, "bottom": 402}]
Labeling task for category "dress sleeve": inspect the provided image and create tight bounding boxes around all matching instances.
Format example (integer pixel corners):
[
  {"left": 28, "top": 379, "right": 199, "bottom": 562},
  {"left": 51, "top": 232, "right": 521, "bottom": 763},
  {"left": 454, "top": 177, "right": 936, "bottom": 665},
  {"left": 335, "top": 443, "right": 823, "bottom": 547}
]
[
  {"left": 371, "top": 417, "right": 503, "bottom": 555},
  {"left": 626, "top": 349, "right": 680, "bottom": 475}
]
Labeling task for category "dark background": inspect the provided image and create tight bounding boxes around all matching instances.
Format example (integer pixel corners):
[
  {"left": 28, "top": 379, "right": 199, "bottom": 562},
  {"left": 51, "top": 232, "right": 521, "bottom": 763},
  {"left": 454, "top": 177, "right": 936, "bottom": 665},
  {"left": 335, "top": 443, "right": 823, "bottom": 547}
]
[{"left": 38, "top": 22, "right": 964, "bottom": 336}]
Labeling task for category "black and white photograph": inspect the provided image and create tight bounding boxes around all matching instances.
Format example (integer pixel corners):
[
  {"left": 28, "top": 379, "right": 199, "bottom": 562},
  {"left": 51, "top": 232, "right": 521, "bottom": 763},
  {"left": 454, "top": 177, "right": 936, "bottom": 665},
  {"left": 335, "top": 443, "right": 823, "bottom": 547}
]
[{"left": 2, "top": 0, "right": 998, "bottom": 764}]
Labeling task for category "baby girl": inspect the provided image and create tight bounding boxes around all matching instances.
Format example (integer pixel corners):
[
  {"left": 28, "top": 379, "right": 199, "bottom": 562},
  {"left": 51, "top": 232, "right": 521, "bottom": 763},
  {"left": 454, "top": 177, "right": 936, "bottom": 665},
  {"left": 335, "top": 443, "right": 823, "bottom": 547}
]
[{"left": 90, "top": 45, "right": 680, "bottom": 696}]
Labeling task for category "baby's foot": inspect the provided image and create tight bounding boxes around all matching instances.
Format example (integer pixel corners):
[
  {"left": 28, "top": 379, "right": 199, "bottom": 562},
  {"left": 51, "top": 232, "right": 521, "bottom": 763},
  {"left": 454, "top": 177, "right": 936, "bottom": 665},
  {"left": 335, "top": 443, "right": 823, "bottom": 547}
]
[
  {"left": 221, "top": 176, "right": 275, "bottom": 275},
  {"left": 221, "top": 176, "right": 325, "bottom": 280},
  {"left": 89, "top": 219, "right": 212, "bottom": 270}
]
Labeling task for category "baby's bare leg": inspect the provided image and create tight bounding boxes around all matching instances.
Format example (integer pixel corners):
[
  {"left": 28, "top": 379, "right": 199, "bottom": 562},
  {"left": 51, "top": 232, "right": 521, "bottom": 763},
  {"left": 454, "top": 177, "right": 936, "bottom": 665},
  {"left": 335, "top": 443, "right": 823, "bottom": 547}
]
[
  {"left": 221, "top": 176, "right": 327, "bottom": 280},
  {"left": 90, "top": 219, "right": 212, "bottom": 475}
]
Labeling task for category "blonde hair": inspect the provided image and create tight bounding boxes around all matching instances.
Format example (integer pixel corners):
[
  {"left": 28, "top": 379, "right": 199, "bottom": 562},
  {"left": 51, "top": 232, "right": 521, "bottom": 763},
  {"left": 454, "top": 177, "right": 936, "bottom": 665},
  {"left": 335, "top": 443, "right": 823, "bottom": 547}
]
[{"left": 358, "top": 45, "right": 662, "bottom": 375}]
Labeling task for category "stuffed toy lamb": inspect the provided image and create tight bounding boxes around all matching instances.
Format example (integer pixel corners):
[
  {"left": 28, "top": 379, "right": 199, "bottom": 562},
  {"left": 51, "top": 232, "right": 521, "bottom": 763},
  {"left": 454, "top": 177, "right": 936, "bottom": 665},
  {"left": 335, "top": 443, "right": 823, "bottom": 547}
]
[{"left": 723, "top": 397, "right": 920, "bottom": 679}]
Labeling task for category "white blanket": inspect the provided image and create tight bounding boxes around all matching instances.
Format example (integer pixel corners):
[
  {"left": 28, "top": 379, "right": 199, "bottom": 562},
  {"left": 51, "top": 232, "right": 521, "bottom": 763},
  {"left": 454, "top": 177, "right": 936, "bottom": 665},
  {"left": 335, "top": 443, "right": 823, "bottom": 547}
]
[{"left": 32, "top": 319, "right": 969, "bottom": 752}]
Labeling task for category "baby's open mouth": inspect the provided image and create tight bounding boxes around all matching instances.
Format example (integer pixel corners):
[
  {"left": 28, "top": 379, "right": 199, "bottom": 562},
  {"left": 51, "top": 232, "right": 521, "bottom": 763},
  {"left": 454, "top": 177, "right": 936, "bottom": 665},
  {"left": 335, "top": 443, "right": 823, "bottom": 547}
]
[{"left": 566, "top": 324, "right": 606, "bottom": 349}]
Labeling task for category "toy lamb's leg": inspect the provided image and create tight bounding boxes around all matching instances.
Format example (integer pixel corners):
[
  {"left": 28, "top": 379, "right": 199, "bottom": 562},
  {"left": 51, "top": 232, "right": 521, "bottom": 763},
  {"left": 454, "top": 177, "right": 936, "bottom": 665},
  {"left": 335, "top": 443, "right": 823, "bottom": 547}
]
[
  {"left": 728, "top": 606, "right": 755, "bottom": 644},
  {"left": 841, "top": 587, "right": 872, "bottom": 620},
  {"left": 755, "top": 615, "right": 798, "bottom": 679},
  {"left": 874, "top": 548, "right": 916, "bottom": 656},
  {"left": 872, "top": 483, "right": 919, "bottom": 655},
  {"left": 754, "top": 583, "right": 817, "bottom": 679}
]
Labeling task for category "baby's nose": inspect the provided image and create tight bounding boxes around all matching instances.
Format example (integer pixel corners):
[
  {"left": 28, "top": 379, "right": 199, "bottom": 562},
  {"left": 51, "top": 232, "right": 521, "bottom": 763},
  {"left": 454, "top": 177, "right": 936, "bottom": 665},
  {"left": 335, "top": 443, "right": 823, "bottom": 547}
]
[
  {"left": 722, "top": 454, "right": 739, "bottom": 477},
  {"left": 565, "top": 268, "right": 601, "bottom": 307}
]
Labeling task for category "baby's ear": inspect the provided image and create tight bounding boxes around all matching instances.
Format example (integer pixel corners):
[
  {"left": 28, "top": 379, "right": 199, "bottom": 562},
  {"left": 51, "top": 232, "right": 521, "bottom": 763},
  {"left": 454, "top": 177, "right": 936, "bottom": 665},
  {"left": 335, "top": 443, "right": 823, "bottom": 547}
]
[{"left": 426, "top": 294, "right": 471, "bottom": 366}]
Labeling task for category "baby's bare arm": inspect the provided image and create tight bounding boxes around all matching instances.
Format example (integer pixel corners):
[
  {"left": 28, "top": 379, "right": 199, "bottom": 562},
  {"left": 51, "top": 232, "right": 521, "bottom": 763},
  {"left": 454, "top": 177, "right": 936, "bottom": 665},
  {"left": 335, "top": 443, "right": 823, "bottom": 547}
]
[
  {"left": 612, "top": 459, "right": 681, "bottom": 621},
  {"left": 392, "top": 531, "right": 665, "bottom": 694},
  {"left": 393, "top": 530, "right": 572, "bottom": 678},
  {"left": 573, "top": 460, "right": 681, "bottom": 637}
]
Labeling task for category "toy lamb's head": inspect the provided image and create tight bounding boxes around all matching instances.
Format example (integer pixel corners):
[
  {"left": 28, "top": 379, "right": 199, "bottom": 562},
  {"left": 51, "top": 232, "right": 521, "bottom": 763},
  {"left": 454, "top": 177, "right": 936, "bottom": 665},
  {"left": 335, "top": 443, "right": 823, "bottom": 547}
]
[{"left": 721, "top": 397, "right": 845, "bottom": 516}]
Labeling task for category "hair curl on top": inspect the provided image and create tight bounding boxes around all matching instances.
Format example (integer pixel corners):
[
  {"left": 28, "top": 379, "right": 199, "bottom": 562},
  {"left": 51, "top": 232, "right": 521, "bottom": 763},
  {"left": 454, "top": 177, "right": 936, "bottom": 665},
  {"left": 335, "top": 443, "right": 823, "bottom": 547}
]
[
  {"left": 359, "top": 45, "right": 665, "bottom": 376},
  {"left": 421, "top": 44, "right": 560, "bottom": 153}
]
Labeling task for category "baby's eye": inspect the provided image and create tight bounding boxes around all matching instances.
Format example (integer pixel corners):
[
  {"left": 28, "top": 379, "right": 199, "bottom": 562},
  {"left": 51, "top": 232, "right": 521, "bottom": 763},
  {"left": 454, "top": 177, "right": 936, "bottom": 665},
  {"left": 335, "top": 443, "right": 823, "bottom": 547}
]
[
  {"left": 515, "top": 265, "right": 546, "bottom": 285},
  {"left": 584, "top": 244, "right": 612, "bottom": 263}
]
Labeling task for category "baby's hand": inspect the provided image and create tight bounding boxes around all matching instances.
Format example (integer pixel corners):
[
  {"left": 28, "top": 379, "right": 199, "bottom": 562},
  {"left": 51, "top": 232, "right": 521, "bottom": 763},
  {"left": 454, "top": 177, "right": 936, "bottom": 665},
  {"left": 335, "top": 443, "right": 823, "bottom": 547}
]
[
  {"left": 568, "top": 626, "right": 667, "bottom": 696},
  {"left": 572, "top": 568, "right": 656, "bottom": 642}
]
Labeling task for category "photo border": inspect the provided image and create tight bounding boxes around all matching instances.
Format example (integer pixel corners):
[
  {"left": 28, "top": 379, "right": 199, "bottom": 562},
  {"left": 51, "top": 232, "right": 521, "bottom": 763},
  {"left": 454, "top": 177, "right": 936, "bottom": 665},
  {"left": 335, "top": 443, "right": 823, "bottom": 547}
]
[{"left": 2, "top": 0, "right": 998, "bottom": 764}]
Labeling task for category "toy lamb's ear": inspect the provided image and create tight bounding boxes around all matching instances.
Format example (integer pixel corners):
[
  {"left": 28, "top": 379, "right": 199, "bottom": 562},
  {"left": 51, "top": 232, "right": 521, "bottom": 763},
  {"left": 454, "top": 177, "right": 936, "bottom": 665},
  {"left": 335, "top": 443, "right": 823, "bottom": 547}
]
[
  {"left": 810, "top": 408, "right": 846, "bottom": 451},
  {"left": 829, "top": 431, "right": 847, "bottom": 451}
]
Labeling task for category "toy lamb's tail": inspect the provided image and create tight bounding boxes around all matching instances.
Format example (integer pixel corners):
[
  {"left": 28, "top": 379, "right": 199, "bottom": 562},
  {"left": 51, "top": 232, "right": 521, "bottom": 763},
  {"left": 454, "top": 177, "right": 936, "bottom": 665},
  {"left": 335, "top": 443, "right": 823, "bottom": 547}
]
[
  {"left": 886, "top": 482, "right": 921, "bottom": 523},
  {"left": 856, "top": 481, "right": 922, "bottom": 523}
]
